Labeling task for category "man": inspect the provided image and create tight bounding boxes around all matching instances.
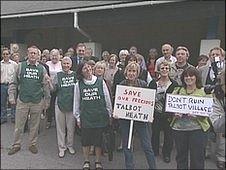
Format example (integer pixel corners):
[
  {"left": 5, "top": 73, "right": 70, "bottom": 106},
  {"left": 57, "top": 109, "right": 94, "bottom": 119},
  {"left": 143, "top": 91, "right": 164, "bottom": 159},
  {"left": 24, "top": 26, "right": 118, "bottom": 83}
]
[
  {"left": 8, "top": 45, "right": 50, "bottom": 155},
  {"left": 155, "top": 43, "right": 177, "bottom": 74},
  {"left": 1, "top": 47, "right": 18, "bottom": 124},
  {"left": 169, "top": 46, "right": 194, "bottom": 86},
  {"left": 129, "top": 46, "right": 147, "bottom": 70},
  {"left": 199, "top": 47, "right": 225, "bottom": 168},
  {"left": 70, "top": 43, "right": 86, "bottom": 71},
  {"left": 198, "top": 47, "right": 225, "bottom": 89}
]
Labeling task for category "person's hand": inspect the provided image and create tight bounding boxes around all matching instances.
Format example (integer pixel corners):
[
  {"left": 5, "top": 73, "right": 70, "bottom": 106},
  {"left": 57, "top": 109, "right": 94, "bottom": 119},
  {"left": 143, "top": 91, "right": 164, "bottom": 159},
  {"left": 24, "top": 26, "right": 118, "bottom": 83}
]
[
  {"left": 186, "top": 113, "right": 197, "bottom": 118},
  {"left": 9, "top": 99, "right": 16, "bottom": 105},
  {"left": 113, "top": 114, "right": 119, "bottom": 119},
  {"left": 43, "top": 101, "right": 50, "bottom": 111},
  {"left": 77, "top": 121, "right": 81, "bottom": 128},
  {"left": 174, "top": 113, "right": 183, "bottom": 118}
]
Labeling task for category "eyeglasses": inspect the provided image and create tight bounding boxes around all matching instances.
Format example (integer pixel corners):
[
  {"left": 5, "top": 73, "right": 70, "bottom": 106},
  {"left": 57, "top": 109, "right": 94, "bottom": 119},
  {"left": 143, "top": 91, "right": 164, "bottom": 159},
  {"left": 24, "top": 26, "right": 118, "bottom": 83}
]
[{"left": 160, "top": 67, "right": 169, "bottom": 70}]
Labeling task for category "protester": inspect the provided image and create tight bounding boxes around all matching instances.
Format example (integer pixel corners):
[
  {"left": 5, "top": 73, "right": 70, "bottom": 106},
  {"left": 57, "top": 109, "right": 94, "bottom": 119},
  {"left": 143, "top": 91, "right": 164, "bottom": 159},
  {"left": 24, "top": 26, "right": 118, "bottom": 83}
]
[
  {"left": 50, "top": 57, "right": 77, "bottom": 158},
  {"left": 209, "top": 70, "right": 225, "bottom": 170},
  {"left": 170, "top": 66, "right": 210, "bottom": 169},
  {"left": 1, "top": 47, "right": 18, "bottom": 124},
  {"left": 104, "top": 54, "right": 119, "bottom": 92},
  {"left": 70, "top": 43, "right": 86, "bottom": 71},
  {"left": 117, "top": 49, "right": 129, "bottom": 69},
  {"left": 146, "top": 48, "right": 158, "bottom": 79},
  {"left": 129, "top": 46, "right": 147, "bottom": 70},
  {"left": 148, "top": 61, "right": 178, "bottom": 163},
  {"left": 198, "top": 47, "right": 225, "bottom": 90},
  {"left": 196, "top": 54, "right": 209, "bottom": 69},
  {"left": 101, "top": 50, "right": 110, "bottom": 67},
  {"left": 46, "top": 49, "right": 62, "bottom": 129},
  {"left": 11, "top": 52, "right": 20, "bottom": 64},
  {"left": 170, "top": 46, "right": 194, "bottom": 85},
  {"left": 73, "top": 62, "right": 112, "bottom": 170},
  {"left": 114, "top": 62, "right": 156, "bottom": 169},
  {"left": 155, "top": 43, "right": 177, "bottom": 75},
  {"left": 8, "top": 45, "right": 50, "bottom": 155}
]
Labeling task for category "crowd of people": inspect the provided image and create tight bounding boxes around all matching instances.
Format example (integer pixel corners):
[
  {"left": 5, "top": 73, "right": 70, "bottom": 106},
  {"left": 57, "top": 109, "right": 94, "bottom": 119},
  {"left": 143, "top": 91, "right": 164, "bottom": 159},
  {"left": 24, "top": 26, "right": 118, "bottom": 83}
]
[{"left": 1, "top": 42, "right": 225, "bottom": 170}]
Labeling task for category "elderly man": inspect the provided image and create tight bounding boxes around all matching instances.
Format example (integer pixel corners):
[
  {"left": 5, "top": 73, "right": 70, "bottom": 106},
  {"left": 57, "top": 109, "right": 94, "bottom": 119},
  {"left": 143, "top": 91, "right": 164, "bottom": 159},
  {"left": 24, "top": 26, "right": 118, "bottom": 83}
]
[
  {"left": 8, "top": 45, "right": 50, "bottom": 155},
  {"left": 1, "top": 47, "right": 18, "bottom": 124},
  {"left": 155, "top": 43, "right": 177, "bottom": 74}
]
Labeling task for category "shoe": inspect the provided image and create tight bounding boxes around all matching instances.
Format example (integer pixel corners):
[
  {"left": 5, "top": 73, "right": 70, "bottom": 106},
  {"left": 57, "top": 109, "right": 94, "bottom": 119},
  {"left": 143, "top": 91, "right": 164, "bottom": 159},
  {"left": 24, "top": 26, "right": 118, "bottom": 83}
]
[
  {"left": 217, "top": 161, "right": 225, "bottom": 170},
  {"left": 8, "top": 146, "right": 21, "bottom": 155},
  {"left": 67, "top": 147, "right": 76, "bottom": 155},
  {"left": 29, "top": 145, "right": 38, "bottom": 154},
  {"left": 83, "top": 161, "right": 90, "bottom": 170},
  {"left": 163, "top": 156, "right": 170, "bottom": 163},
  {"left": 59, "top": 150, "right": 65, "bottom": 158},
  {"left": 46, "top": 122, "right": 51, "bottom": 129},
  {"left": 95, "top": 161, "right": 103, "bottom": 170}
]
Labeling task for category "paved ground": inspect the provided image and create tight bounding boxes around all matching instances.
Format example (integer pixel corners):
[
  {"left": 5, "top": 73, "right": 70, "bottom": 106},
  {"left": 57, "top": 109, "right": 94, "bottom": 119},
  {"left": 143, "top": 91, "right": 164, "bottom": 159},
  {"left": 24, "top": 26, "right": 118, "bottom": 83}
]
[{"left": 1, "top": 117, "right": 217, "bottom": 169}]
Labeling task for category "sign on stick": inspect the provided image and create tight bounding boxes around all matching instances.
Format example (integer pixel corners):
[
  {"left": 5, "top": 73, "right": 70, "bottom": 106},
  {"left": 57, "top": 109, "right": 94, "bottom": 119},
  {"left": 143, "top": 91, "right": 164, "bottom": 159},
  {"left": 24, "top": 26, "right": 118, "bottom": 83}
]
[{"left": 113, "top": 85, "right": 156, "bottom": 122}]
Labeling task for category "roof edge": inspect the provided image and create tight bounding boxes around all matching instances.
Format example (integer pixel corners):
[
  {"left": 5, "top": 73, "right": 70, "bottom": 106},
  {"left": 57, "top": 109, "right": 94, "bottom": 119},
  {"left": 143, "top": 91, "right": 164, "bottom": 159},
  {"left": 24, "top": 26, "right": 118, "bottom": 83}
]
[{"left": 1, "top": 1, "right": 181, "bottom": 19}]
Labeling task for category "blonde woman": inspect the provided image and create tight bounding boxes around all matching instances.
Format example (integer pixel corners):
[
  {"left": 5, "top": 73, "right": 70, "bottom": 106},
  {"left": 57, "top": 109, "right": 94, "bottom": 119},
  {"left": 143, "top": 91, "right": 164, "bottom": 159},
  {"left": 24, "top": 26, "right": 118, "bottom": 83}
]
[{"left": 115, "top": 62, "right": 156, "bottom": 169}]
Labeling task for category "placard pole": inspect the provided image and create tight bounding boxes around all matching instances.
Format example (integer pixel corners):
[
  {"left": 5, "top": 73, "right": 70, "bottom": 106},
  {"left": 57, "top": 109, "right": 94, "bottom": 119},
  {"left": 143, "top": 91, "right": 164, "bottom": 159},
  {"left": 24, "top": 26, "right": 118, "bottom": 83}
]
[{"left": 128, "top": 119, "right": 134, "bottom": 149}]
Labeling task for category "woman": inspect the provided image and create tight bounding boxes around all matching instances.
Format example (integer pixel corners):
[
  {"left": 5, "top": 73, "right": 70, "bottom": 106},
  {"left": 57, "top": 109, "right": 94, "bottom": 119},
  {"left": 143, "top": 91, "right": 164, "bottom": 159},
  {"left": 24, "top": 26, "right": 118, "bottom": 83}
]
[
  {"left": 11, "top": 52, "right": 20, "bottom": 64},
  {"left": 148, "top": 61, "right": 178, "bottom": 163},
  {"left": 46, "top": 49, "right": 62, "bottom": 128},
  {"left": 104, "top": 54, "right": 119, "bottom": 91},
  {"left": 112, "top": 54, "right": 150, "bottom": 152},
  {"left": 73, "top": 62, "right": 112, "bottom": 170},
  {"left": 101, "top": 50, "right": 110, "bottom": 67},
  {"left": 146, "top": 48, "right": 158, "bottom": 79},
  {"left": 136, "top": 54, "right": 152, "bottom": 84},
  {"left": 115, "top": 62, "right": 156, "bottom": 169},
  {"left": 94, "top": 61, "right": 107, "bottom": 78},
  {"left": 170, "top": 66, "right": 210, "bottom": 169},
  {"left": 51, "top": 57, "right": 76, "bottom": 158}
]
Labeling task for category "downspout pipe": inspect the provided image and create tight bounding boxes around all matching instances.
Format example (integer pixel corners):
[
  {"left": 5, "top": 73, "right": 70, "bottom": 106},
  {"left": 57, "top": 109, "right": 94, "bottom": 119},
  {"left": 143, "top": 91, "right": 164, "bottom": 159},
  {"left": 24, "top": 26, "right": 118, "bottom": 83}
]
[
  {"left": 74, "top": 12, "right": 92, "bottom": 42},
  {"left": 1, "top": 1, "right": 181, "bottom": 19}
]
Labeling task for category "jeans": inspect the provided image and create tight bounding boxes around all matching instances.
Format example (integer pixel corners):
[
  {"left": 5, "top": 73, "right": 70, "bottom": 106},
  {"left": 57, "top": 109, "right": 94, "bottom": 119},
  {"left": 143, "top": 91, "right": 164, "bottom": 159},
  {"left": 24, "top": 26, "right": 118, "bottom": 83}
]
[
  {"left": 173, "top": 129, "right": 207, "bottom": 169},
  {"left": 119, "top": 119, "right": 156, "bottom": 169},
  {"left": 1, "top": 84, "right": 8, "bottom": 122}
]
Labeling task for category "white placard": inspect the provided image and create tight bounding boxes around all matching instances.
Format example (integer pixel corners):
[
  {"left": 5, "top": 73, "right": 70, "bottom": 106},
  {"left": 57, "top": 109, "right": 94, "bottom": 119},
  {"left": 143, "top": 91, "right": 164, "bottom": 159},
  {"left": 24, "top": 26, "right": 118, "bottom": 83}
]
[
  {"left": 199, "top": 39, "right": 221, "bottom": 56},
  {"left": 165, "top": 94, "right": 213, "bottom": 117},
  {"left": 113, "top": 85, "right": 156, "bottom": 122}
]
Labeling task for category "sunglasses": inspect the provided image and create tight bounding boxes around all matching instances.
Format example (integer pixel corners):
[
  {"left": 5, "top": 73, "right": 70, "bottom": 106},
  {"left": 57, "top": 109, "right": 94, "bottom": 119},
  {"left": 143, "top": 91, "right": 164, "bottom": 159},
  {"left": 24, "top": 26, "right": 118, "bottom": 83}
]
[{"left": 160, "top": 67, "right": 169, "bottom": 70}]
